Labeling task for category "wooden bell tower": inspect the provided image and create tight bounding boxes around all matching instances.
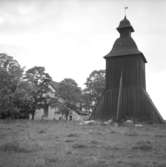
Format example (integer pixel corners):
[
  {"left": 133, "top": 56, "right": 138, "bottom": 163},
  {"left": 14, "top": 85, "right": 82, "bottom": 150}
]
[{"left": 91, "top": 16, "right": 164, "bottom": 123}]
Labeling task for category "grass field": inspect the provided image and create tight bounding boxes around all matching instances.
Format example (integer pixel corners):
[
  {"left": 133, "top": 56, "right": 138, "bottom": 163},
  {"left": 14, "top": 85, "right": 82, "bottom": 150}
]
[{"left": 0, "top": 120, "right": 166, "bottom": 167}]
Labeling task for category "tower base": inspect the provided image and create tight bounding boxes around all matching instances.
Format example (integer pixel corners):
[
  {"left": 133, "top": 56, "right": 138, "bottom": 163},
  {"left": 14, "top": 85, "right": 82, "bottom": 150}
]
[{"left": 90, "top": 87, "right": 164, "bottom": 124}]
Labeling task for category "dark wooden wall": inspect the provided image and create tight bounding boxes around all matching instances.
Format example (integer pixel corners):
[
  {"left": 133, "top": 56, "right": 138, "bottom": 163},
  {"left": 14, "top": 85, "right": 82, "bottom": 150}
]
[
  {"left": 91, "top": 54, "right": 164, "bottom": 123},
  {"left": 106, "top": 55, "right": 146, "bottom": 90}
]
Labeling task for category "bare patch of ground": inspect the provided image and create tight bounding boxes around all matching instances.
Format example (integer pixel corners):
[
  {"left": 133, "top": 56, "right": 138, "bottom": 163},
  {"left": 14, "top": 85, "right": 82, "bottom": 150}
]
[{"left": 0, "top": 120, "right": 166, "bottom": 167}]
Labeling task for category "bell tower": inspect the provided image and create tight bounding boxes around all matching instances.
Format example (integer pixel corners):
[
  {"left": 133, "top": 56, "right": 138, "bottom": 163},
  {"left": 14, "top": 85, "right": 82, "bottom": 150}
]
[{"left": 91, "top": 16, "right": 164, "bottom": 123}]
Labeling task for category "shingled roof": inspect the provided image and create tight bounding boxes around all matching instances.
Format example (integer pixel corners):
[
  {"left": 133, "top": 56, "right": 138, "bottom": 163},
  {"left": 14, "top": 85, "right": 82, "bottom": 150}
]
[{"left": 105, "top": 16, "right": 147, "bottom": 62}]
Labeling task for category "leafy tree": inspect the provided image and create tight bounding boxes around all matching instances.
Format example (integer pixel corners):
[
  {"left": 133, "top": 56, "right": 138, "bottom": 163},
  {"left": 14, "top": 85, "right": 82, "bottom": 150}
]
[
  {"left": 13, "top": 81, "right": 34, "bottom": 119},
  {"left": 0, "top": 53, "right": 22, "bottom": 75},
  {"left": 57, "top": 79, "right": 82, "bottom": 104},
  {"left": 56, "top": 78, "right": 82, "bottom": 120},
  {"left": 0, "top": 53, "right": 24, "bottom": 118},
  {"left": 24, "top": 66, "right": 53, "bottom": 119},
  {"left": 83, "top": 70, "right": 105, "bottom": 113}
]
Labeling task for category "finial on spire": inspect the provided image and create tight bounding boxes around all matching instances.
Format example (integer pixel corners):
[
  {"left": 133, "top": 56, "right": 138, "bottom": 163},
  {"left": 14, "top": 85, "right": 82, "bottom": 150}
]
[{"left": 124, "top": 6, "right": 128, "bottom": 17}]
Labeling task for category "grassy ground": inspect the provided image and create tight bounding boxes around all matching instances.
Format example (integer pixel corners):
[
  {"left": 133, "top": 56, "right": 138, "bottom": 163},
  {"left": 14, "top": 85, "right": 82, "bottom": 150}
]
[{"left": 0, "top": 120, "right": 166, "bottom": 167}]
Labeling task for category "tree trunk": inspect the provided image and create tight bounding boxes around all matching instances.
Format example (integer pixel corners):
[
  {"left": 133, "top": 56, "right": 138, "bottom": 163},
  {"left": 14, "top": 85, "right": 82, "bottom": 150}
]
[
  {"left": 31, "top": 110, "right": 35, "bottom": 120},
  {"left": 65, "top": 110, "right": 69, "bottom": 120},
  {"left": 44, "top": 104, "right": 49, "bottom": 117}
]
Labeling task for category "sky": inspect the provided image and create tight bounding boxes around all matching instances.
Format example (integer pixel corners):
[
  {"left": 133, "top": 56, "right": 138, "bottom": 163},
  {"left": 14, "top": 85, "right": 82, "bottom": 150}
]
[{"left": 0, "top": 0, "right": 166, "bottom": 119}]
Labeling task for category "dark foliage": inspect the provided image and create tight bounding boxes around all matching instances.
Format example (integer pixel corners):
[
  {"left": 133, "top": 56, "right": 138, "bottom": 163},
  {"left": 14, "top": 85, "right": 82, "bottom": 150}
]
[{"left": 83, "top": 70, "right": 105, "bottom": 114}]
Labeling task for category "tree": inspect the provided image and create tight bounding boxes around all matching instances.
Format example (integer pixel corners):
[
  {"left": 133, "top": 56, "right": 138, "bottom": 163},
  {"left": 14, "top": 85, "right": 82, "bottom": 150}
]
[
  {"left": 24, "top": 66, "right": 53, "bottom": 119},
  {"left": 83, "top": 70, "right": 105, "bottom": 113},
  {"left": 0, "top": 53, "right": 24, "bottom": 118},
  {"left": 57, "top": 79, "right": 82, "bottom": 104},
  {"left": 13, "top": 81, "right": 34, "bottom": 119},
  {"left": 56, "top": 78, "right": 82, "bottom": 120},
  {"left": 0, "top": 54, "right": 56, "bottom": 119}
]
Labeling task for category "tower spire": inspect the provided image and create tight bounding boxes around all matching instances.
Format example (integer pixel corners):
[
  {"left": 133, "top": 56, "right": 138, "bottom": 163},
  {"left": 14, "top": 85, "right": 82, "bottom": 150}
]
[{"left": 124, "top": 6, "right": 128, "bottom": 17}]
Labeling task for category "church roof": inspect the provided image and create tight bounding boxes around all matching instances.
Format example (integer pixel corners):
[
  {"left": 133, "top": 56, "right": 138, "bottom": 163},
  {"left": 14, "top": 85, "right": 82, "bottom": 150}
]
[{"left": 105, "top": 16, "right": 147, "bottom": 62}]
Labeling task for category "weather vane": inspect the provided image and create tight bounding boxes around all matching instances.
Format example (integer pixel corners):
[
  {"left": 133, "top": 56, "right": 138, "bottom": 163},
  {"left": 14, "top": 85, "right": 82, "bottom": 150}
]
[{"left": 124, "top": 6, "right": 128, "bottom": 17}]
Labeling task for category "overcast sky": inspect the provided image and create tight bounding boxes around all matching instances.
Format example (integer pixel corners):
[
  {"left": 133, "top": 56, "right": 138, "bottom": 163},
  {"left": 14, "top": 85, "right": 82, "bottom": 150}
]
[{"left": 0, "top": 0, "right": 166, "bottom": 119}]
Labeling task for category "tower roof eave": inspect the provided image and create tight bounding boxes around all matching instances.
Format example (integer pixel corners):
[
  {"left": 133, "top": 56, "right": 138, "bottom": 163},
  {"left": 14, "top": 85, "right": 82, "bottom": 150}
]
[{"left": 104, "top": 51, "right": 147, "bottom": 63}]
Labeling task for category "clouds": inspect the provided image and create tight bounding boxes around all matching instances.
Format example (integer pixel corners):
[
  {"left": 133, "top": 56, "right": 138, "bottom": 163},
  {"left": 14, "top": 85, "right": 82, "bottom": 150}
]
[
  {"left": 0, "top": 0, "right": 120, "bottom": 33},
  {"left": 0, "top": 0, "right": 64, "bottom": 32},
  {"left": 0, "top": 2, "right": 38, "bottom": 31}
]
